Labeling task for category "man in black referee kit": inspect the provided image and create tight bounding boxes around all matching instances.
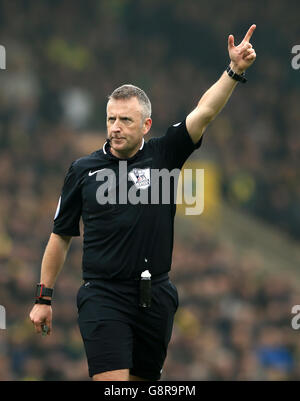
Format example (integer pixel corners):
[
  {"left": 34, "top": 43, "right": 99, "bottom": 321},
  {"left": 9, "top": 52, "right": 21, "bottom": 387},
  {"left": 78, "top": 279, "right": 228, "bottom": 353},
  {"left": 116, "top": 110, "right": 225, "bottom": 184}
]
[{"left": 30, "top": 25, "right": 256, "bottom": 381}]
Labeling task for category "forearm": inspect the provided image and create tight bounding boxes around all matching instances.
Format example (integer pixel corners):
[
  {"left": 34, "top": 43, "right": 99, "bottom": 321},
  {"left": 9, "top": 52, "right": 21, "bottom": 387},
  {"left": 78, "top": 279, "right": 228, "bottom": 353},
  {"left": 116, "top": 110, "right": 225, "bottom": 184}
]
[
  {"left": 197, "top": 64, "right": 239, "bottom": 121},
  {"left": 186, "top": 66, "right": 239, "bottom": 142},
  {"left": 40, "top": 233, "right": 72, "bottom": 288}
]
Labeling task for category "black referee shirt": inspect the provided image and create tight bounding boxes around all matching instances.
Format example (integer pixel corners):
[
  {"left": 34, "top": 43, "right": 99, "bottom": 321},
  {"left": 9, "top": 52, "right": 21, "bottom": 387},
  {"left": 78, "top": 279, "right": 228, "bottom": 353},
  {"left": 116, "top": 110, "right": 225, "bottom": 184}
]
[{"left": 53, "top": 119, "right": 203, "bottom": 280}]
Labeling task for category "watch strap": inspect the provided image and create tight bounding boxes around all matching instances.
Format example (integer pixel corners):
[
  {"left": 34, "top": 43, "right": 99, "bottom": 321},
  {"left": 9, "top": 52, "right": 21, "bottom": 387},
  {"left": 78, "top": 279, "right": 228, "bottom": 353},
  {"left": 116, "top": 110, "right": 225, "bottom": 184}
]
[
  {"left": 35, "top": 298, "right": 52, "bottom": 306},
  {"left": 36, "top": 284, "right": 53, "bottom": 299},
  {"left": 226, "top": 65, "right": 247, "bottom": 83}
]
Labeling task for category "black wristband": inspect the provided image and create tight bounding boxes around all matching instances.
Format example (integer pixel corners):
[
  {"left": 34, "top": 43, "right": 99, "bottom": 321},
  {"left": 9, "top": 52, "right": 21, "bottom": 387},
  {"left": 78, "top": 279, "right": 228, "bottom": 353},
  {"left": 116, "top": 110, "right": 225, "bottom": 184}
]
[
  {"left": 226, "top": 65, "right": 247, "bottom": 83},
  {"left": 35, "top": 298, "right": 52, "bottom": 306}
]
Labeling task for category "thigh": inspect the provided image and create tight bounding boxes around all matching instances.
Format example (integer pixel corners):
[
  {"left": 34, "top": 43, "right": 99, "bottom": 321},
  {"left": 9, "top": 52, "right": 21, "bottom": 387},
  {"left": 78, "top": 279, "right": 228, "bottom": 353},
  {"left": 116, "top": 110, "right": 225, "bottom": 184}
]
[
  {"left": 78, "top": 318, "right": 133, "bottom": 378},
  {"left": 130, "top": 279, "right": 178, "bottom": 381},
  {"left": 77, "top": 281, "right": 137, "bottom": 378}
]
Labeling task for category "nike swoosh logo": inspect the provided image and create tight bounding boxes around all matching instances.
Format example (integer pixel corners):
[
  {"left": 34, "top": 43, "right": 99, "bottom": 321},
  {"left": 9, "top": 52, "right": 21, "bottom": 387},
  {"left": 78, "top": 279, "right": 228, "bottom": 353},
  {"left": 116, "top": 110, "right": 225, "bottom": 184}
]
[{"left": 88, "top": 169, "right": 106, "bottom": 176}]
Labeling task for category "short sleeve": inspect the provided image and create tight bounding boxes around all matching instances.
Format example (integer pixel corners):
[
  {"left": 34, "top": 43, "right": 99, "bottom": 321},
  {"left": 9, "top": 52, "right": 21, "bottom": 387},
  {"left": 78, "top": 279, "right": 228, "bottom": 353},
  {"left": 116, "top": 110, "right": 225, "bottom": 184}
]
[
  {"left": 151, "top": 118, "right": 203, "bottom": 170},
  {"left": 52, "top": 161, "right": 82, "bottom": 236}
]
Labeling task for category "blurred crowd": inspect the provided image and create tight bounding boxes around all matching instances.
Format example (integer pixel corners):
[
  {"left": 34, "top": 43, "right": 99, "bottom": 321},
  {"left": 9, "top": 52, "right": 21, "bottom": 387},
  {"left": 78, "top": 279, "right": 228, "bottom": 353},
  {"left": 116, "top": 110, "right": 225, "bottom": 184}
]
[
  {"left": 167, "top": 237, "right": 300, "bottom": 381},
  {"left": 0, "top": 0, "right": 299, "bottom": 380}
]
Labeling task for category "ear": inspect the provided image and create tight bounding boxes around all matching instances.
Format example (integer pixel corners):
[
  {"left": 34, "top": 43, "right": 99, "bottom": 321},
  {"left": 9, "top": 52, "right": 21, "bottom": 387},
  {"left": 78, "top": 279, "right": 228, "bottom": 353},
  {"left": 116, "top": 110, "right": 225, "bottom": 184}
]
[{"left": 143, "top": 118, "right": 152, "bottom": 135}]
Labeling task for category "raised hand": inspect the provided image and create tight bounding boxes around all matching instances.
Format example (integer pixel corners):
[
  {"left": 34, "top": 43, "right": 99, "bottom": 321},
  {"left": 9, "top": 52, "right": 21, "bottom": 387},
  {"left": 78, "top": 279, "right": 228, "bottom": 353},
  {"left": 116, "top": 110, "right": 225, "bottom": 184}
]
[{"left": 228, "top": 24, "right": 257, "bottom": 74}]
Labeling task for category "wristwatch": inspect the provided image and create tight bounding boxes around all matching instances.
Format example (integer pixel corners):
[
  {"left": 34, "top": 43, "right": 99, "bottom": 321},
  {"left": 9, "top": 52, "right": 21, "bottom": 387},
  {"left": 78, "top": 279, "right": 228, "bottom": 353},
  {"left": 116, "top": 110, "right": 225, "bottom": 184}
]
[
  {"left": 226, "top": 65, "right": 247, "bottom": 83},
  {"left": 35, "top": 283, "right": 53, "bottom": 299}
]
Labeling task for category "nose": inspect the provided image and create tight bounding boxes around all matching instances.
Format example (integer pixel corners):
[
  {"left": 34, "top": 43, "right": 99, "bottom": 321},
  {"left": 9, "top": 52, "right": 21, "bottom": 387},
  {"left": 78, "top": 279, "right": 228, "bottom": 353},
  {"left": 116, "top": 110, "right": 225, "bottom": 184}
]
[{"left": 111, "top": 119, "right": 121, "bottom": 133}]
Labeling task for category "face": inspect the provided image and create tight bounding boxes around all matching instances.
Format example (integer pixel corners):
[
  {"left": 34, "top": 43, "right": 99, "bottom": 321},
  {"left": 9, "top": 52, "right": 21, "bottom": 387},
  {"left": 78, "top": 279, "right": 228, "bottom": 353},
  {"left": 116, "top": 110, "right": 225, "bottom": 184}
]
[{"left": 106, "top": 97, "right": 152, "bottom": 159}]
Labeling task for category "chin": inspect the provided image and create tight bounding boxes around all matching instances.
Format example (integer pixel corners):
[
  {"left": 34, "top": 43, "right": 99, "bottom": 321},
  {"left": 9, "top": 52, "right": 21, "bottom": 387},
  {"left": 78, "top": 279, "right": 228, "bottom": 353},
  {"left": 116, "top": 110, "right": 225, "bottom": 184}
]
[{"left": 112, "top": 143, "right": 127, "bottom": 151}]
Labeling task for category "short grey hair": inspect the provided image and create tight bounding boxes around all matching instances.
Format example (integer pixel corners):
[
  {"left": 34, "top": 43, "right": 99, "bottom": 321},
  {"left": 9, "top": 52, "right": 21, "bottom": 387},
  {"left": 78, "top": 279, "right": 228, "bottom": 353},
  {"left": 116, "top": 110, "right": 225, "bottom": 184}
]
[{"left": 108, "top": 84, "right": 152, "bottom": 120}]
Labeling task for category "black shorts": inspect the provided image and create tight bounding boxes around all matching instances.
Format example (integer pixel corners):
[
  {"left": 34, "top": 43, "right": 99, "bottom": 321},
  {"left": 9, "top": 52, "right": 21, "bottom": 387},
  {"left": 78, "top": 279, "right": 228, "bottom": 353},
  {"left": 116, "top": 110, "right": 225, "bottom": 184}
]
[{"left": 76, "top": 274, "right": 178, "bottom": 380}]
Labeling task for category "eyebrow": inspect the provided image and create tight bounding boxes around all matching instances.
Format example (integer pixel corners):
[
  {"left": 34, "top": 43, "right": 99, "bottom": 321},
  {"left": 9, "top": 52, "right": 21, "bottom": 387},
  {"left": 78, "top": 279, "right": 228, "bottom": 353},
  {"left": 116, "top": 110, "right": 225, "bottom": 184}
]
[{"left": 107, "top": 115, "right": 133, "bottom": 121}]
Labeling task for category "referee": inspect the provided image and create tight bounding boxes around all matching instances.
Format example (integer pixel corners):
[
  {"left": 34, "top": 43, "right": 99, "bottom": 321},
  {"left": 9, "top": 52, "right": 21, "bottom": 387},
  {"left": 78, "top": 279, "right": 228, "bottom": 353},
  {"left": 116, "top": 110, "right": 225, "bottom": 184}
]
[{"left": 30, "top": 25, "right": 256, "bottom": 381}]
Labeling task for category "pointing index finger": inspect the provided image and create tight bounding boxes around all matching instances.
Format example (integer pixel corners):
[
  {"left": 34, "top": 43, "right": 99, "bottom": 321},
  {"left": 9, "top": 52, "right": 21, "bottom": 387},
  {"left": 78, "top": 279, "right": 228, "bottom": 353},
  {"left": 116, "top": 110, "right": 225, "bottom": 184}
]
[{"left": 243, "top": 24, "right": 256, "bottom": 43}]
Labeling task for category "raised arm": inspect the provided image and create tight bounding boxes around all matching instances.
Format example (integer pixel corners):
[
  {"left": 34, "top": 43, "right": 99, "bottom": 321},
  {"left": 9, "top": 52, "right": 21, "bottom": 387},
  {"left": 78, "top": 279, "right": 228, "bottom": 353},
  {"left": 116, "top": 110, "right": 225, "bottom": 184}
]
[{"left": 186, "top": 24, "right": 257, "bottom": 144}]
